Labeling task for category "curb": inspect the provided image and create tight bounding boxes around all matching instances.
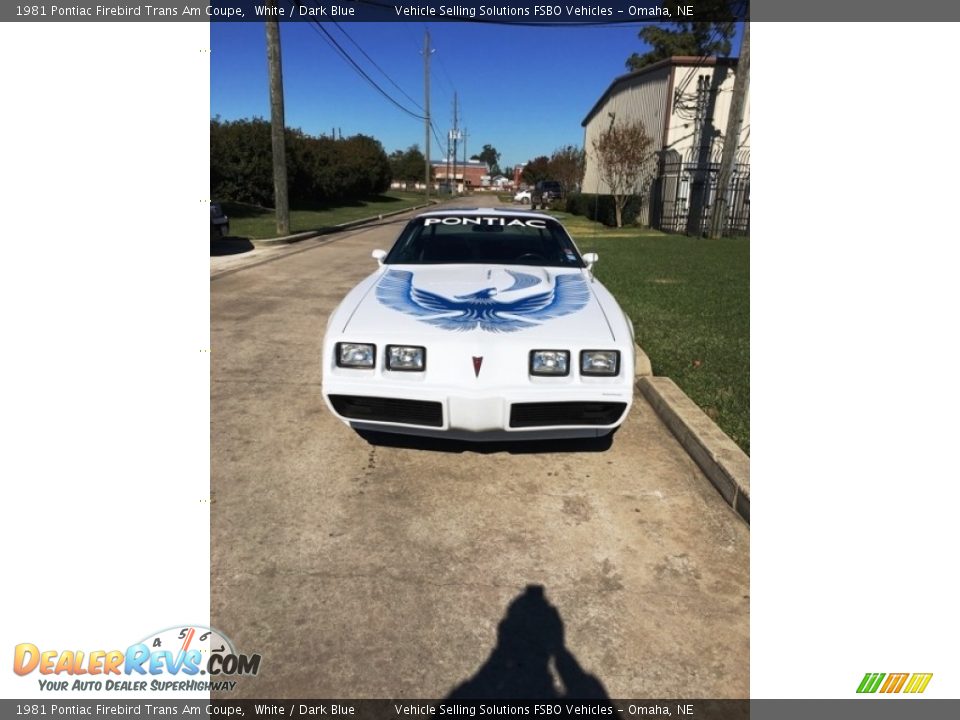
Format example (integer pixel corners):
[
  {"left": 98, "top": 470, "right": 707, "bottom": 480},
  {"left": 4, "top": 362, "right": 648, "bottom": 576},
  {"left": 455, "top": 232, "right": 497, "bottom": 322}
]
[
  {"left": 633, "top": 344, "right": 652, "bottom": 378},
  {"left": 637, "top": 376, "right": 750, "bottom": 524},
  {"left": 253, "top": 201, "right": 438, "bottom": 246}
]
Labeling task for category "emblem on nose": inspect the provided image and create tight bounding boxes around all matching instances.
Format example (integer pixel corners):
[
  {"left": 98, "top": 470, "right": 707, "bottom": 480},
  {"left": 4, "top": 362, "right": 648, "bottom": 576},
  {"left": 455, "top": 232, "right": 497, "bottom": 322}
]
[{"left": 472, "top": 356, "right": 483, "bottom": 377}]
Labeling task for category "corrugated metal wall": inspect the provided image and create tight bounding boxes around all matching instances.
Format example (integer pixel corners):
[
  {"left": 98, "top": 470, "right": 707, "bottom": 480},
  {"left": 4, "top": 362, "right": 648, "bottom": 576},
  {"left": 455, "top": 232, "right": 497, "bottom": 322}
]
[
  {"left": 581, "top": 60, "right": 750, "bottom": 233},
  {"left": 581, "top": 64, "right": 670, "bottom": 199}
]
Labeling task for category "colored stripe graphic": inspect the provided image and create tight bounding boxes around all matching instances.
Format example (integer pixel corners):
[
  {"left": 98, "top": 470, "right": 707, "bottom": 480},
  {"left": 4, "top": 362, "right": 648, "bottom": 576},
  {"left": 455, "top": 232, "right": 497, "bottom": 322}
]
[
  {"left": 857, "top": 672, "right": 933, "bottom": 694},
  {"left": 904, "top": 673, "right": 933, "bottom": 693},
  {"left": 880, "top": 673, "right": 909, "bottom": 693},
  {"left": 857, "top": 673, "right": 885, "bottom": 693},
  {"left": 180, "top": 628, "right": 195, "bottom": 653}
]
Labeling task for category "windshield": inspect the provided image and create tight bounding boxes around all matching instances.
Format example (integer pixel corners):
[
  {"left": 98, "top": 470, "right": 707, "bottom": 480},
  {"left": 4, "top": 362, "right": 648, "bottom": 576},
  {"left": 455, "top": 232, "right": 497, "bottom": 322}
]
[{"left": 384, "top": 216, "right": 584, "bottom": 268}]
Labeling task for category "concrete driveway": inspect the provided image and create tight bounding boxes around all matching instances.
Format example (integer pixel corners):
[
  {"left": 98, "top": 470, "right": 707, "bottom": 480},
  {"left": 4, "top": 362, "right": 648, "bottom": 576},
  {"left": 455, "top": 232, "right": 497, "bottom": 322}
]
[{"left": 210, "top": 198, "right": 749, "bottom": 698}]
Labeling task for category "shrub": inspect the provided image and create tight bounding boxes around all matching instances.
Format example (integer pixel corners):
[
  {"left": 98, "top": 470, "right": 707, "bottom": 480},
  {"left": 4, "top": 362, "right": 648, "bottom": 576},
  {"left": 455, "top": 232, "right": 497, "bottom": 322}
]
[
  {"left": 565, "top": 192, "right": 642, "bottom": 227},
  {"left": 211, "top": 119, "right": 392, "bottom": 207}
]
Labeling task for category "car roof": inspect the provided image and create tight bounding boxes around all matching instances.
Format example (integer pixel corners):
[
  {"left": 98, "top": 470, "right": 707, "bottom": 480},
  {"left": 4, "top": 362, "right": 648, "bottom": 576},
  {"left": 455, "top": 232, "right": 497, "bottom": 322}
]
[{"left": 416, "top": 207, "right": 556, "bottom": 220}]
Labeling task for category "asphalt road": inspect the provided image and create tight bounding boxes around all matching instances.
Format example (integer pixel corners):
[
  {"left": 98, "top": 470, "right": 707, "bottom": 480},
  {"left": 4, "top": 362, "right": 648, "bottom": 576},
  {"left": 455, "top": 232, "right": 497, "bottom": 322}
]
[{"left": 211, "top": 198, "right": 749, "bottom": 698}]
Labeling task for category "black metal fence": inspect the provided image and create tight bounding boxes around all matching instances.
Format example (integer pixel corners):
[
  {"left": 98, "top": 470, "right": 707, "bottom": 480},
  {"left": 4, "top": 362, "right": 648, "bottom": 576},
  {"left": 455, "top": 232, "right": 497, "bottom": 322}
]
[{"left": 650, "top": 148, "right": 750, "bottom": 236}]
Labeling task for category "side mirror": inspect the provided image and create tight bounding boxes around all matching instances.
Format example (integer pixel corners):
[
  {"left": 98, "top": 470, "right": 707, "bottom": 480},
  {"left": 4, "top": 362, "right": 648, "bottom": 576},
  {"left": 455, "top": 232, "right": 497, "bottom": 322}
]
[
  {"left": 372, "top": 249, "right": 387, "bottom": 266},
  {"left": 582, "top": 252, "right": 598, "bottom": 271}
]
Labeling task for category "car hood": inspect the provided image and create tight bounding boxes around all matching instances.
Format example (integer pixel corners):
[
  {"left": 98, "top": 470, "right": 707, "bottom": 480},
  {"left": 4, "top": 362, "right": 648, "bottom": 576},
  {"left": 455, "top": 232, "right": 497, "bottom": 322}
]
[{"left": 341, "top": 264, "right": 615, "bottom": 342}]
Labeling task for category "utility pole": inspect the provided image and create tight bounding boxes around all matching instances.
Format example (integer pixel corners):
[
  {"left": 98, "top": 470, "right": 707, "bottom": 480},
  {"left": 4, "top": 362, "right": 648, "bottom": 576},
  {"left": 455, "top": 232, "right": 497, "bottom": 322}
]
[
  {"left": 709, "top": 21, "right": 749, "bottom": 239},
  {"left": 462, "top": 126, "right": 468, "bottom": 185},
  {"left": 451, "top": 92, "right": 459, "bottom": 196},
  {"left": 445, "top": 132, "right": 451, "bottom": 195},
  {"left": 422, "top": 30, "right": 433, "bottom": 199},
  {"left": 264, "top": 3, "right": 289, "bottom": 236}
]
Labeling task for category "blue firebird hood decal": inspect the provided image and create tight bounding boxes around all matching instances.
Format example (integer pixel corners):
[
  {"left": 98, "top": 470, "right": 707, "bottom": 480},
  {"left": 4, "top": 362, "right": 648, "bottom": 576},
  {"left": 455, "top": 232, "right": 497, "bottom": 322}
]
[{"left": 375, "top": 269, "right": 590, "bottom": 333}]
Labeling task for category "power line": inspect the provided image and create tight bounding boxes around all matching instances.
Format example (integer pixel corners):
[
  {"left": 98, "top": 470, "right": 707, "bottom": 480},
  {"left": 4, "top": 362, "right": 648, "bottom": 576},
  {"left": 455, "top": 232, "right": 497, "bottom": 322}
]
[
  {"left": 331, "top": 21, "right": 424, "bottom": 112},
  {"left": 312, "top": 22, "right": 425, "bottom": 120},
  {"left": 418, "top": 25, "right": 454, "bottom": 119},
  {"left": 672, "top": 21, "right": 737, "bottom": 101},
  {"left": 431, "top": 46, "right": 458, "bottom": 97},
  {"left": 668, "top": 7, "right": 746, "bottom": 101},
  {"left": 302, "top": 7, "right": 426, "bottom": 121},
  {"left": 429, "top": 120, "right": 445, "bottom": 153},
  {"left": 671, "top": 0, "right": 748, "bottom": 97}
]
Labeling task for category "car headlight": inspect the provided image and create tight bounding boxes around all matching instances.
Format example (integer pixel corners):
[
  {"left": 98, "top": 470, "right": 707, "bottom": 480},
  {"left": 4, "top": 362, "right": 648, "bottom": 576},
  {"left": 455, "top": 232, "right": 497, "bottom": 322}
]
[
  {"left": 336, "top": 342, "right": 376, "bottom": 368},
  {"left": 530, "top": 350, "right": 570, "bottom": 376},
  {"left": 580, "top": 350, "right": 620, "bottom": 376},
  {"left": 386, "top": 345, "right": 425, "bottom": 371}
]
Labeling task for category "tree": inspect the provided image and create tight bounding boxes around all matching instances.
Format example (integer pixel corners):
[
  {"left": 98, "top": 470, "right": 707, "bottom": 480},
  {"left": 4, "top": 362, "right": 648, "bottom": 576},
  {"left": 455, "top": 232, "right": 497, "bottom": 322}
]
[
  {"left": 520, "top": 156, "right": 551, "bottom": 186},
  {"left": 591, "top": 119, "right": 655, "bottom": 228},
  {"left": 338, "top": 135, "right": 392, "bottom": 197},
  {"left": 211, "top": 119, "right": 392, "bottom": 207},
  {"left": 390, "top": 144, "right": 427, "bottom": 186},
  {"left": 210, "top": 118, "right": 274, "bottom": 206},
  {"left": 470, "top": 144, "right": 501, "bottom": 175},
  {"left": 548, "top": 145, "right": 585, "bottom": 194},
  {"left": 709, "top": 20, "right": 749, "bottom": 238},
  {"left": 625, "top": 3, "right": 739, "bottom": 71}
]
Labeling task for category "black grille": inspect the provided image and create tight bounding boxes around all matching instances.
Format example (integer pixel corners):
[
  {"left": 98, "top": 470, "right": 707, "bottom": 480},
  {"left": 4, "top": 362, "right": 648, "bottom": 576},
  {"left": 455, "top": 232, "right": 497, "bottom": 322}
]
[
  {"left": 509, "top": 402, "right": 627, "bottom": 428},
  {"left": 329, "top": 395, "right": 443, "bottom": 427}
]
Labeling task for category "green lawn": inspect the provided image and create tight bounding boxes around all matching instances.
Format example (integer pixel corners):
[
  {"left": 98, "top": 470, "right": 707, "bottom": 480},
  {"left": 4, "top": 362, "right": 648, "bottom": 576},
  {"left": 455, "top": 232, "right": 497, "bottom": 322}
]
[
  {"left": 222, "top": 191, "right": 429, "bottom": 240},
  {"left": 556, "top": 212, "right": 750, "bottom": 454}
]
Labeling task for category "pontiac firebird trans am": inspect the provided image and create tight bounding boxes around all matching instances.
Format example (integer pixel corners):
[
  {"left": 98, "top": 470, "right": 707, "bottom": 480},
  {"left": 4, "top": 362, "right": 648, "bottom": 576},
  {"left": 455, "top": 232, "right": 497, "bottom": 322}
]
[{"left": 321, "top": 208, "right": 635, "bottom": 440}]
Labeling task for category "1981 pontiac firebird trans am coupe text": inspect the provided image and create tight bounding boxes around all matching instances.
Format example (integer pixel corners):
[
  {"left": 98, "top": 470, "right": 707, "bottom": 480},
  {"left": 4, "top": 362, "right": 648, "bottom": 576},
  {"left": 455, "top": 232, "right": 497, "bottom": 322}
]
[{"left": 321, "top": 208, "right": 635, "bottom": 441}]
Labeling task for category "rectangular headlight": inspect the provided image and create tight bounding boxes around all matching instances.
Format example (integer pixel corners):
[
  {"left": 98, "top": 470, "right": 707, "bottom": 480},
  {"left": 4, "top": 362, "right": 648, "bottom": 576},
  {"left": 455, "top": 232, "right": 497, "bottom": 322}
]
[
  {"left": 386, "top": 345, "right": 425, "bottom": 371},
  {"left": 530, "top": 350, "right": 570, "bottom": 376},
  {"left": 336, "top": 342, "right": 375, "bottom": 368},
  {"left": 581, "top": 350, "right": 620, "bottom": 376}
]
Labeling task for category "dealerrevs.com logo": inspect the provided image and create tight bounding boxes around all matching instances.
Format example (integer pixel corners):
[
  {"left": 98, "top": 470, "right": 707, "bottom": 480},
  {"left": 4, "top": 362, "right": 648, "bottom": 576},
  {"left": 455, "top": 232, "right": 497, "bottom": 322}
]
[
  {"left": 857, "top": 672, "right": 933, "bottom": 694},
  {"left": 13, "top": 625, "right": 261, "bottom": 693}
]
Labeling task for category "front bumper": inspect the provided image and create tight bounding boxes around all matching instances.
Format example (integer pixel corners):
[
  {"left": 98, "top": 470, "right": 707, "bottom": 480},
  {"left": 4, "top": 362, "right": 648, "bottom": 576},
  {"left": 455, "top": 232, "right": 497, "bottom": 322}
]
[{"left": 322, "top": 379, "right": 632, "bottom": 439}]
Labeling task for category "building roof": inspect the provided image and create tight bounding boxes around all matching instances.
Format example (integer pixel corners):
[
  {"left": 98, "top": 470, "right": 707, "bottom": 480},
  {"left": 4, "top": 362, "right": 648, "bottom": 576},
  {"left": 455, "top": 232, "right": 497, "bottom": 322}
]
[
  {"left": 581, "top": 55, "right": 739, "bottom": 127},
  {"left": 430, "top": 159, "right": 487, "bottom": 168}
]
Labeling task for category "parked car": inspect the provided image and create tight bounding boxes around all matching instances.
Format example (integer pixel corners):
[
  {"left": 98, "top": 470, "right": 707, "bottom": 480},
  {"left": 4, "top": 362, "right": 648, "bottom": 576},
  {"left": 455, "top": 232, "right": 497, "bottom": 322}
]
[
  {"left": 321, "top": 208, "right": 635, "bottom": 441},
  {"left": 531, "top": 181, "right": 564, "bottom": 210},
  {"left": 513, "top": 189, "right": 531, "bottom": 204},
  {"left": 211, "top": 203, "right": 230, "bottom": 238}
]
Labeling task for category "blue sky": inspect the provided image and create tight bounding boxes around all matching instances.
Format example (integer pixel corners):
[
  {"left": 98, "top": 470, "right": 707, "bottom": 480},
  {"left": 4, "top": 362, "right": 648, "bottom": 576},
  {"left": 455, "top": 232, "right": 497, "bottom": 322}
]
[{"left": 211, "top": 21, "right": 743, "bottom": 169}]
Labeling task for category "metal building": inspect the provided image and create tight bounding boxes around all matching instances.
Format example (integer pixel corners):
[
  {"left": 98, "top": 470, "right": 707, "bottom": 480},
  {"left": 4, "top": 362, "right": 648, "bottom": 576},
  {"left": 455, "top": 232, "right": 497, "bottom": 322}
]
[{"left": 581, "top": 56, "right": 750, "bottom": 235}]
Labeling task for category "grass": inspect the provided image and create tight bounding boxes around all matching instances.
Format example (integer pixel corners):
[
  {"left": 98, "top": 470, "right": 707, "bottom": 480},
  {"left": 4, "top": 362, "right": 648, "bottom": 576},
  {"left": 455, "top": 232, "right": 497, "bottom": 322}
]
[
  {"left": 555, "top": 211, "right": 750, "bottom": 454},
  {"left": 221, "top": 191, "right": 429, "bottom": 240}
]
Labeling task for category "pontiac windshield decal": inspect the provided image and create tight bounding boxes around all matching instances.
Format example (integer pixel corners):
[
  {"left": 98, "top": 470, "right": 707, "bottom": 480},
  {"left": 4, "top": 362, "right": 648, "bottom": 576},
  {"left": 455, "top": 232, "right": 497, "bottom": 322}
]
[
  {"left": 423, "top": 217, "right": 548, "bottom": 228},
  {"left": 376, "top": 270, "right": 589, "bottom": 333}
]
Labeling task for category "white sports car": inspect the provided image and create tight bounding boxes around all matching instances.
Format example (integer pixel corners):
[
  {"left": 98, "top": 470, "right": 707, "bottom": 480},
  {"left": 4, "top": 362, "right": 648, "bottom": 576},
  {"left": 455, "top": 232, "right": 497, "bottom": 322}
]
[{"left": 321, "top": 208, "right": 635, "bottom": 441}]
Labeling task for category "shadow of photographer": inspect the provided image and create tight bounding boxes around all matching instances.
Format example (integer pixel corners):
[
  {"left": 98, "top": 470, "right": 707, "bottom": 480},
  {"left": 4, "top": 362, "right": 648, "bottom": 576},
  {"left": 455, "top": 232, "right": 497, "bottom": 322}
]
[{"left": 446, "top": 585, "right": 610, "bottom": 701}]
